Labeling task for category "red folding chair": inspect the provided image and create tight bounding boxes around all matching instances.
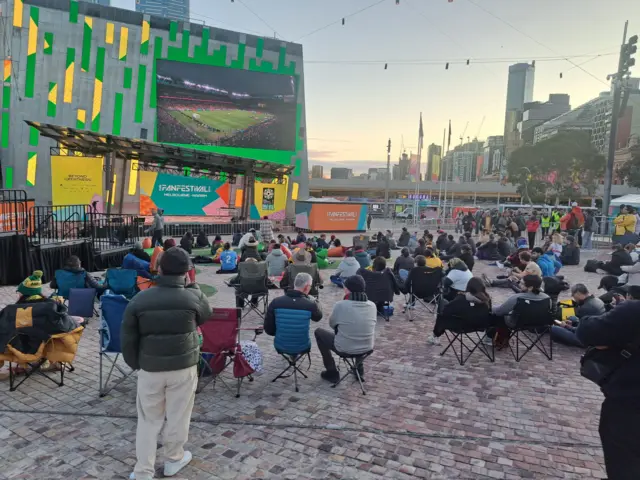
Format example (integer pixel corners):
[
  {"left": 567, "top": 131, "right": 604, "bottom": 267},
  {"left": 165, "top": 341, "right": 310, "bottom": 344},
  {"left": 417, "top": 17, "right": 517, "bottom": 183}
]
[{"left": 197, "top": 308, "right": 263, "bottom": 397}]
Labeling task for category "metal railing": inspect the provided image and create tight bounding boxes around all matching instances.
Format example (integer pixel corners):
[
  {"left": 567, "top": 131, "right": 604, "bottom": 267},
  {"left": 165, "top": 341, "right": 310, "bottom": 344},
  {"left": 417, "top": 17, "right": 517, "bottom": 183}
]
[
  {"left": 160, "top": 221, "right": 261, "bottom": 238},
  {"left": 0, "top": 190, "right": 30, "bottom": 234},
  {"left": 28, "top": 205, "right": 93, "bottom": 245},
  {"left": 87, "top": 212, "right": 144, "bottom": 253}
]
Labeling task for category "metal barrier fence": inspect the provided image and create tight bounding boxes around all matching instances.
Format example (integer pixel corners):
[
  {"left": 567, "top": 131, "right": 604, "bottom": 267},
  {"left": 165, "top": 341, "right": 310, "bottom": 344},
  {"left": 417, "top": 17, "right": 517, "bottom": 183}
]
[
  {"left": 28, "top": 204, "right": 93, "bottom": 245},
  {"left": 0, "top": 190, "right": 30, "bottom": 234},
  {"left": 87, "top": 212, "right": 144, "bottom": 253},
  {"left": 161, "top": 221, "right": 261, "bottom": 238}
]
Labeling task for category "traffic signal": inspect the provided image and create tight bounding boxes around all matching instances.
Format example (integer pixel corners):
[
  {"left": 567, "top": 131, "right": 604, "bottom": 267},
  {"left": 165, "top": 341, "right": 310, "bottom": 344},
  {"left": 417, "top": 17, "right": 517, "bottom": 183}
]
[{"left": 621, "top": 34, "right": 638, "bottom": 75}]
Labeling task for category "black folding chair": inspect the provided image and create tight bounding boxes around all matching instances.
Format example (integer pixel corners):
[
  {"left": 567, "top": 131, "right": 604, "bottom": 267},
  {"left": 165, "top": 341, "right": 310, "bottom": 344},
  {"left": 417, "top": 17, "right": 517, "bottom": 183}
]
[
  {"left": 331, "top": 350, "right": 373, "bottom": 395},
  {"left": 272, "top": 349, "right": 311, "bottom": 393},
  {"left": 440, "top": 325, "right": 495, "bottom": 365},
  {"left": 227, "top": 262, "right": 270, "bottom": 322},
  {"left": 285, "top": 264, "right": 323, "bottom": 298},
  {"left": 403, "top": 267, "right": 443, "bottom": 321},
  {"left": 508, "top": 297, "right": 554, "bottom": 362}
]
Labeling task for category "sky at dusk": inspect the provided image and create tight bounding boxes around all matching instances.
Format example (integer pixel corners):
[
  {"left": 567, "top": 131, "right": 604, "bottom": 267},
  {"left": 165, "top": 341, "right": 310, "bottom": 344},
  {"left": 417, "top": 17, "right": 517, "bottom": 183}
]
[{"left": 112, "top": 0, "right": 639, "bottom": 172}]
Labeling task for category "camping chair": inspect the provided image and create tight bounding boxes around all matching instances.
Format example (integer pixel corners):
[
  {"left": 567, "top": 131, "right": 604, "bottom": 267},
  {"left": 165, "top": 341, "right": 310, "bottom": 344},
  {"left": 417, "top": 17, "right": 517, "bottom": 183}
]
[
  {"left": 439, "top": 320, "right": 495, "bottom": 366},
  {"left": 271, "top": 311, "right": 313, "bottom": 392},
  {"left": 99, "top": 292, "right": 136, "bottom": 397},
  {"left": 285, "top": 264, "right": 322, "bottom": 298},
  {"left": 53, "top": 270, "right": 87, "bottom": 299},
  {"left": 331, "top": 350, "right": 373, "bottom": 395},
  {"left": 232, "top": 262, "right": 269, "bottom": 321},
  {"left": 352, "top": 235, "right": 370, "bottom": 251},
  {"left": 67, "top": 288, "right": 97, "bottom": 318},
  {"left": 508, "top": 297, "right": 554, "bottom": 362},
  {"left": 404, "top": 267, "right": 443, "bottom": 321},
  {"left": 197, "top": 308, "right": 263, "bottom": 397},
  {"left": 105, "top": 268, "right": 138, "bottom": 299}
]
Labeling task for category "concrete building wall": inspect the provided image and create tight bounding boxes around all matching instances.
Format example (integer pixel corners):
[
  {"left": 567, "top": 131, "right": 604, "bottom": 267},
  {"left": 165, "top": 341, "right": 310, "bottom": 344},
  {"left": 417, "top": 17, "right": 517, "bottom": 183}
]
[{"left": 0, "top": 0, "right": 307, "bottom": 205}]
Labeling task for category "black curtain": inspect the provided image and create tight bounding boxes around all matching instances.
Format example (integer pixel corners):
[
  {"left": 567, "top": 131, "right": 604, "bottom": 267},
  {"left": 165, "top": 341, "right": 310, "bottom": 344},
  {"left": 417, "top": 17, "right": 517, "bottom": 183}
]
[
  {"left": 31, "top": 241, "right": 95, "bottom": 283},
  {"left": 0, "top": 234, "right": 32, "bottom": 286},
  {"left": 94, "top": 247, "right": 130, "bottom": 270}
]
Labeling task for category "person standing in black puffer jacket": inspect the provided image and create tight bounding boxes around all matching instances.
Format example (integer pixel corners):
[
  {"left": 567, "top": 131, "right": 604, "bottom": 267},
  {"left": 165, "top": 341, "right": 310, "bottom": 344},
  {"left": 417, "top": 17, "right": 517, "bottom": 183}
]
[{"left": 122, "top": 247, "right": 212, "bottom": 480}]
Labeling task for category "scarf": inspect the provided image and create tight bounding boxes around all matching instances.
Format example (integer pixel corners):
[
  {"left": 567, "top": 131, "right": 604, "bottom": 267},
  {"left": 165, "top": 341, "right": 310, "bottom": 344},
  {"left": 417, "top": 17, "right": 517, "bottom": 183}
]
[{"left": 347, "top": 292, "right": 369, "bottom": 302}]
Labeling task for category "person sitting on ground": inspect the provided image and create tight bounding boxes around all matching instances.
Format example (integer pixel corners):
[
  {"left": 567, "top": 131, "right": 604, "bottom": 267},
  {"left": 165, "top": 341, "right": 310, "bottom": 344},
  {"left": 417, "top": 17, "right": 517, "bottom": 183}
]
[
  {"left": 328, "top": 239, "right": 347, "bottom": 257},
  {"left": 559, "top": 235, "right": 580, "bottom": 266},
  {"left": 424, "top": 247, "right": 444, "bottom": 269},
  {"left": 398, "top": 227, "right": 410, "bottom": 247},
  {"left": 353, "top": 245, "right": 371, "bottom": 269},
  {"left": 430, "top": 277, "right": 493, "bottom": 345},
  {"left": 121, "top": 247, "right": 212, "bottom": 480},
  {"left": 544, "top": 249, "right": 563, "bottom": 274},
  {"left": 295, "top": 230, "right": 307, "bottom": 245},
  {"left": 598, "top": 243, "right": 634, "bottom": 276},
  {"left": 625, "top": 243, "right": 639, "bottom": 263},
  {"left": 357, "top": 257, "right": 401, "bottom": 315},
  {"left": 459, "top": 245, "right": 475, "bottom": 272},
  {"left": 425, "top": 233, "right": 437, "bottom": 252},
  {"left": 413, "top": 238, "right": 428, "bottom": 258},
  {"left": 195, "top": 230, "right": 210, "bottom": 248},
  {"left": 497, "top": 233, "right": 513, "bottom": 259},
  {"left": 210, "top": 235, "right": 224, "bottom": 255},
  {"left": 238, "top": 228, "right": 258, "bottom": 251},
  {"left": 180, "top": 231, "right": 194, "bottom": 254},
  {"left": 240, "top": 237, "right": 262, "bottom": 262},
  {"left": 123, "top": 247, "right": 153, "bottom": 279},
  {"left": 386, "top": 230, "right": 398, "bottom": 250},
  {"left": 551, "top": 283, "right": 605, "bottom": 347},
  {"left": 331, "top": 250, "right": 360, "bottom": 287},
  {"left": 549, "top": 233, "right": 563, "bottom": 259},
  {"left": 217, "top": 242, "right": 238, "bottom": 273},
  {"left": 316, "top": 234, "right": 329, "bottom": 250},
  {"left": 265, "top": 243, "right": 288, "bottom": 277},
  {"left": 151, "top": 238, "right": 176, "bottom": 273},
  {"left": 504, "top": 238, "right": 530, "bottom": 269},
  {"left": 303, "top": 240, "right": 318, "bottom": 264},
  {"left": 441, "top": 235, "right": 467, "bottom": 261},
  {"left": 481, "top": 251, "right": 542, "bottom": 292},
  {"left": 375, "top": 234, "right": 391, "bottom": 259},
  {"left": 621, "top": 256, "right": 640, "bottom": 287},
  {"left": 530, "top": 247, "right": 555, "bottom": 277},
  {"left": 130, "top": 241, "right": 152, "bottom": 262},
  {"left": 314, "top": 274, "right": 376, "bottom": 383},
  {"left": 393, "top": 247, "right": 415, "bottom": 280},
  {"left": 463, "top": 232, "right": 477, "bottom": 256},
  {"left": 407, "top": 232, "right": 419, "bottom": 253},
  {"left": 231, "top": 230, "right": 243, "bottom": 247},
  {"left": 442, "top": 235, "right": 456, "bottom": 255},
  {"left": 477, "top": 234, "right": 502, "bottom": 260},
  {"left": 443, "top": 257, "right": 473, "bottom": 301},
  {"left": 435, "top": 231, "right": 450, "bottom": 252},
  {"left": 492, "top": 274, "right": 550, "bottom": 328},
  {"left": 597, "top": 275, "right": 625, "bottom": 310},
  {"left": 50, "top": 255, "right": 106, "bottom": 294}
]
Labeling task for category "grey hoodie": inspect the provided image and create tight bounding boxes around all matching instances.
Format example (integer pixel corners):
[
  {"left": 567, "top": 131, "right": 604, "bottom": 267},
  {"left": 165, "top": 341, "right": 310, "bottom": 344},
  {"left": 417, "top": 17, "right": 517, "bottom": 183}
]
[
  {"left": 265, "top": 248, "right": 288, "bottom": 276},
  {"left": 329, "top": 297, "right": 377, "bottom": 354},
  {"left": 336, "top": 257, "right": 360, "bottom": 278}
]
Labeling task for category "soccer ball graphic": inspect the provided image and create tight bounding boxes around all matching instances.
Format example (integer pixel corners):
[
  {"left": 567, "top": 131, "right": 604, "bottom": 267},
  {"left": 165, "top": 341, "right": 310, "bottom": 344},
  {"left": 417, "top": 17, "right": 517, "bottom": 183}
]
[{"left": 263, "top": 188, "right": 275, "bottom": 201}]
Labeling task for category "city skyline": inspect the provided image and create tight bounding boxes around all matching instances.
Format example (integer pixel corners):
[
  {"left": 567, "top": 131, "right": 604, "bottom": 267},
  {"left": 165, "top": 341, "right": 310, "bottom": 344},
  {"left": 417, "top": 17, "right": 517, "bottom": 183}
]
[{"left": 111, "top": 0, "right": 636, "bottom": 166}]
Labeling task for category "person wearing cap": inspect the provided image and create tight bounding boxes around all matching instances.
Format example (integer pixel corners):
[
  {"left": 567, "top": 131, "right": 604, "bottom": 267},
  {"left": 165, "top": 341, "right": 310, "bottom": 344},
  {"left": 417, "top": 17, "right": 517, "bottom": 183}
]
[
  {"left": 238, "top": 228, "right": 258, "bottom": 251},
  {"left": 314, "top": 274, "right": 376, "bottom": 383},
  {"left": 559, "top": 235, "right": 580, "bottom": 266},
  {"left": 575, "top": 284, "right": 640, "bottom": 478},
  {"left": 240, "top": 237, "right": 262, "bottom": 262},
  {"left": 122, "top": 247, "right": 212, "bottom": 480}
]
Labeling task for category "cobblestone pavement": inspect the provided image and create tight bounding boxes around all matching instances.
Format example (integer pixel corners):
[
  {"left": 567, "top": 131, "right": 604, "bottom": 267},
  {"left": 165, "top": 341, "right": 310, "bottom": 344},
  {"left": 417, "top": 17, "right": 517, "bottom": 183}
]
[{"left": 0, "top": 240, "right": 613, "bottom": 480}]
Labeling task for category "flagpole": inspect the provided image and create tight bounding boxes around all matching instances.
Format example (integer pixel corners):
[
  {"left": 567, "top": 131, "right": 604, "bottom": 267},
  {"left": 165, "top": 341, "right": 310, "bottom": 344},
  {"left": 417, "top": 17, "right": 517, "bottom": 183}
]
[
  {"left": 443, "top": 121, "right": 451, "bottom": 224},
  {"left": 437, "top": 128, "right": 445, "bottom": 223},
  {"left": 414, "top": 113, "right": 423, "bottom": 227}
]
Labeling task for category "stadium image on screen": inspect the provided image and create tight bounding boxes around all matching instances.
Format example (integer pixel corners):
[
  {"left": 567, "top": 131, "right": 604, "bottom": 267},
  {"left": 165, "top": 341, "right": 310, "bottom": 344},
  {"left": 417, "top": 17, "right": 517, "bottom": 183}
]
[{"left": 156, "top": 60, "right": 297, "bottom": 151}]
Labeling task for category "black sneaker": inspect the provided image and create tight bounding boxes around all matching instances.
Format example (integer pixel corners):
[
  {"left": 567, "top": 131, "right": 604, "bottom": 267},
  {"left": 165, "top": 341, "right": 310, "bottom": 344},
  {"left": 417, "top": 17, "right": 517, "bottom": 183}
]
[{"left": 320, "top": 370, "right": 340, "bottom": 383}]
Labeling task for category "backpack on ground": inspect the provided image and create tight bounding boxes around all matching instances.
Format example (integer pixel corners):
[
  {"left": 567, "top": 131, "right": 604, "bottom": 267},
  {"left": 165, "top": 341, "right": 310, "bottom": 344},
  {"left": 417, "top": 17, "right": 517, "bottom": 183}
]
[{"left": 584, "top": 259, "right": 599, "bottom": 273}]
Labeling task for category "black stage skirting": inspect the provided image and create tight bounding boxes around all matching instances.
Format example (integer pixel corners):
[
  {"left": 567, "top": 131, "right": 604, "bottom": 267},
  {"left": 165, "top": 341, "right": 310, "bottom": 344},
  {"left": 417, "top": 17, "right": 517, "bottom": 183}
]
[
  {"left": 30, "top": 241, "right": 95, "bottom": 283},
  {"left": 0, "top": 234, "right": 33, "bottom": 286},
  {"left": 94, "top": 247, "right": 131, "bottom": 270}
]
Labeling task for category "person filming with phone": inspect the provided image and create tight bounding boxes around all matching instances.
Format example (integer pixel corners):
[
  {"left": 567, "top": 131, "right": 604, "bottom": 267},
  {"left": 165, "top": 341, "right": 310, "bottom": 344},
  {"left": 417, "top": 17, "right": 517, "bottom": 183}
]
[{"left": 576, "top": 284, "right": 640, "bottom": 478}]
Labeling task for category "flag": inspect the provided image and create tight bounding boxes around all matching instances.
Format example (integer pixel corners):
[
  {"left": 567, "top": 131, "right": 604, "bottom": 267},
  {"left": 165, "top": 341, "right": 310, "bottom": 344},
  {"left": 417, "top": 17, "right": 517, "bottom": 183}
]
[
  {"left": 418, "top": 113, "right": 424, "bottom": 148},
  {"left": 447, "top": 120, "right": 452, "bottom": 151},
  {"left": 409, "top": 153, "right": 420, "bottom": 182}
]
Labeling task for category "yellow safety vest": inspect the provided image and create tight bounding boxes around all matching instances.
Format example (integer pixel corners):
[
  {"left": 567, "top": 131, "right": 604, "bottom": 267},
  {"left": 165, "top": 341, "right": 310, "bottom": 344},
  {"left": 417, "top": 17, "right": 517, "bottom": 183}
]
[{"left": 541, "top": 216, "right": 550, "bottom": 228}]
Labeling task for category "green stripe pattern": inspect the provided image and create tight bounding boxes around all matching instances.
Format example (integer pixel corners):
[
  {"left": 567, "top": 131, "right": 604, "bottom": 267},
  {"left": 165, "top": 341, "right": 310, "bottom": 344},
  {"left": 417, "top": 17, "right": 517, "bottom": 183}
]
[
  {"left": 69, "top": 0, "right": 78, "bottom": 23},
  {"left": 1, "top": 112, "right": 9, "bottom": 148},
  {"left": 44, "top": 32, "right": 54, "bottom": 54},
  {"left": 4, "top": 167, "right": 13, "bottom": 189},
  {"left": 149, "top": 36, "right": 163, "bottom": 108},
  {"left": 2, "top": 85, "right": 10, "bottom": 109},
  {"left": 123, "top": 67, "right": 132, "bottom": 89},
  {"left": 113, "top": 93, "right": 123, "bottom": 135},
  {"left": 135, "top": 64, "right": 146, "bottom": 123},
  {"left": 24, "top": 7, "right": 39, "bottom": 98},
  {"left": 47, "top": 82, "right": 57, "bottom": 117},
  {"left": 81, "top": 18, "right": 92, "bottom": 72},
  {"left": 29, "top": 125, "right": 39, "bottom": 146}
]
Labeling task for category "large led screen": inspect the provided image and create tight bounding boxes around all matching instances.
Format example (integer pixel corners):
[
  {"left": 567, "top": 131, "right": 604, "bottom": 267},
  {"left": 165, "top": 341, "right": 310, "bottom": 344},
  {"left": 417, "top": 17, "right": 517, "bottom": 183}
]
[{"left": 156, "top": 60, "right": 297, "bottom": 153}]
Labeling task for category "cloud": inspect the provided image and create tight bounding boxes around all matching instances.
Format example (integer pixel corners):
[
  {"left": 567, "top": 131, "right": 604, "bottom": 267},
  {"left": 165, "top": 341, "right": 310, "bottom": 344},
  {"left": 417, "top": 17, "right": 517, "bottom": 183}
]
[{"left": 307, "top": 149, "right": 339, "bottom": 160}]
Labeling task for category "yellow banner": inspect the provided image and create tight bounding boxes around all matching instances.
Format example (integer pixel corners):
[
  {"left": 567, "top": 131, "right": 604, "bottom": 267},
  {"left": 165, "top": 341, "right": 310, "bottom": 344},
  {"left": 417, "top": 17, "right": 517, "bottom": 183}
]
[{"left": 51, "top": 155, "right": 104, "bottom": 205}]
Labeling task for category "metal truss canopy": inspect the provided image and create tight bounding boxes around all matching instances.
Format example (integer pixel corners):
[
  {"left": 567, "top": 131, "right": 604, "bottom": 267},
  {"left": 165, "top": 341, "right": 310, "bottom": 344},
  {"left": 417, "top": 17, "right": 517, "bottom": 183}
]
[{"left": 28, "top": 121, "right": 294, "bottom": 179}]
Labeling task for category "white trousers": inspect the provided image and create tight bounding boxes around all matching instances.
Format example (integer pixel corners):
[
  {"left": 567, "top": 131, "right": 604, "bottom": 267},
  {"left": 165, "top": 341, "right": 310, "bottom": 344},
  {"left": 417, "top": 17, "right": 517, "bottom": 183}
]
[{"left": 134, "top": 366, "right": 197, "bottom": 479}]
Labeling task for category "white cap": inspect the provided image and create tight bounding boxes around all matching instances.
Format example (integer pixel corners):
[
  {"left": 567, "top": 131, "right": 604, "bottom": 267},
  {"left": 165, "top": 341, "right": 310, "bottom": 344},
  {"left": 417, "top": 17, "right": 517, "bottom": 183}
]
[{"left": 571, "top": 202, "right": 578, "bottom": 207}]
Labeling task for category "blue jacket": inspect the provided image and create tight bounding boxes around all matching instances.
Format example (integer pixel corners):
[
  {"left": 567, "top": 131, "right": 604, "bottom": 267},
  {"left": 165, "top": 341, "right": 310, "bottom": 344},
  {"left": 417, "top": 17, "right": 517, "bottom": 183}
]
[
  {"left": 544, "top": 252, "right": 562, "bottom": 274},
  {"left": 122, "top": 253, "right": 152, "bottom": 279},
  {"left": 264, "top": 290, "right": 322, "bottom": 354},
  {"left": 536, "top": 255, "right": 556, "bottom": 277},
  {"left": 219, "top": 250, "right": 238, "bottom": 271}
]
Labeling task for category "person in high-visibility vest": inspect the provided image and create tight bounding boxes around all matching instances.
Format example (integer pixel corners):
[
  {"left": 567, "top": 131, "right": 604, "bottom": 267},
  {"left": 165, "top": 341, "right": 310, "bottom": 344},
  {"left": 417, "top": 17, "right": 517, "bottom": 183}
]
[
  {"left": 550, "top": 210, "right": 561, "bottom": 233},
  {"left": 540, "top": 213, "right": 551, "bottom": 238}
]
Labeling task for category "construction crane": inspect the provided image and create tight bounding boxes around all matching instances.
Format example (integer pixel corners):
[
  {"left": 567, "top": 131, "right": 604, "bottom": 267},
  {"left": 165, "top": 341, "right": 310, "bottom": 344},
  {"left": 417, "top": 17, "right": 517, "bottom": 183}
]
[
  {"left": 459, "top": 121, "right": 469, "bottom": 146},
  {"left": 474, "top": 115, "right": 486, "bottom": 141}
]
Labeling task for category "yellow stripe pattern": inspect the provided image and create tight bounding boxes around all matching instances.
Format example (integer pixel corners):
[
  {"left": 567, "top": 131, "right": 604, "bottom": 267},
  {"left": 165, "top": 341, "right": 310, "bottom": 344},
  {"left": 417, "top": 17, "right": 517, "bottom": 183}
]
[
  {"left": 128, "top": 160, "right": 138, "bottom": 195},
  {"left": 26, "top": 152, "right": 37, "bottom": 186},
  {"left": 64, "top": 63, "right": 74, "bottom": 103},
  {"left": 141, "top": 19, "right": 150, "bottom": 45},
  {"left": 105, "top": 23, "right": 114, "bottom": 44},
  {"left": 92, "top": 79, "right": 102, "bottom": 124},
  {"left": 118, "top": 27, "right": 129, "bottom": 60},
  {"left": 27, "top": 16, "right": 38, "bottom": 55},
  {"left": 13, "top": 0, "right": 23, "bottom": 28},
  {"left": 3, "top": 59, "right": 10, "bottom": 82}
]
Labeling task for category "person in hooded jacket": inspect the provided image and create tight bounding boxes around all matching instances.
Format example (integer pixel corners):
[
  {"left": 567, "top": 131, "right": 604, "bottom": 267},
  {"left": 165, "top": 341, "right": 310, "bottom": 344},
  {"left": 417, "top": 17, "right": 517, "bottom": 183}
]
[
  {"left": 413, "top": 238, "right": 428, "bottom": 258},
  {"left": 240, "top": 237, "right": 262, "bottom": 262},
  {"left": 353, "top": 246, "right": 371, "bottom": 269},
  {"left": 130, "top": 242, "right": 152, "bottom": 262},
  {"left": 265, "top": 243, "right": 288, "bottom": 277},
  {"left": 393, "top": 247, "right": 415, "bottom": 281},
  {"left": 559, "top": 235, "right": 580, "bottom": 266},
  {"left": 440, "top": 236, "right": 467, "bottom": 261},
  {"left": 435, "top": 231, "right": 449, "bottom": 252},
  {"left": 195, "top": 230, "right": 210, "bottom": 248},
  {"left": 551, "top": 283, "right": 605, "bottom": 347},
  {"left": 407, "top": 232, "right": 419, "bottom": 254},
  {"left": 398, "top": 227, "right": 410, "bottom": 247},
  {"left": 477, "top": 234, "right": 502, "bottom": 260},
  {"left": 374, "top": 235, "right": 391, "bottom": 259},
  {"left": 442, "top": 258, "right": 473, "bottom": 300},
  {"left": 330, "top": 250, "right": 360, "bottom": 287},
  {"left": 180, "top": 231, "right": 194, "bottom": 254},
  {"left": 598, "top": 243, "right": 634, "bottom": 276},
  {"left": 50, "top": 255, "right": 106, "bottom": 293}
]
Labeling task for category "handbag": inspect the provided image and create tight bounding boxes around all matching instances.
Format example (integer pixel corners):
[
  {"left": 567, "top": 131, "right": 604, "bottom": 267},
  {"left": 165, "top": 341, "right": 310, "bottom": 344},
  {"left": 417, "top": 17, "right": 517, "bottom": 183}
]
[
  {"left": 580, "top": 345, "right": 638, "bottom": 387},
  {"left": 233, "top": 344, "right": 255, "bottom": 378}
]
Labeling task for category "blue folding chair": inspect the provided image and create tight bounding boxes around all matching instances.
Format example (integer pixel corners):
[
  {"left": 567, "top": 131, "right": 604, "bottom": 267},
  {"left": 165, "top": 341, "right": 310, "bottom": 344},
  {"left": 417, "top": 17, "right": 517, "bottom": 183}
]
[
  {"left": 53, "top": 270, "right": 87, "bottom": 299},
  {"left": 99, "top": 292, "right": 136, "bottom": 397},
  {"left": 68, "top": 288, "right": 97, "bottom": 318},
  {"left": 105, "top": 268, "right": 138, "bottom": 299}
]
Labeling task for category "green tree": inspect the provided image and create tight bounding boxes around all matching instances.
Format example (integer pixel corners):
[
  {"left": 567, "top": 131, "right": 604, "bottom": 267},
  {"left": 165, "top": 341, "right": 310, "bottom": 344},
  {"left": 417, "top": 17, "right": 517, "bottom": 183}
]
[
  {"left": 616, "top": 145, "right": 640, "bottom": 188},
  {"left": 507, "top": 131, "right": 605, "bottom": 204}
]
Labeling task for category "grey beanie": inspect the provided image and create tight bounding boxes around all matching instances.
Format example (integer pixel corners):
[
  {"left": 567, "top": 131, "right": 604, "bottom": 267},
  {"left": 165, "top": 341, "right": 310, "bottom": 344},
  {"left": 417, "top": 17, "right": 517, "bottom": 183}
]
[{"left": 160, "top": 247, "right": 191, "bottom": 275}]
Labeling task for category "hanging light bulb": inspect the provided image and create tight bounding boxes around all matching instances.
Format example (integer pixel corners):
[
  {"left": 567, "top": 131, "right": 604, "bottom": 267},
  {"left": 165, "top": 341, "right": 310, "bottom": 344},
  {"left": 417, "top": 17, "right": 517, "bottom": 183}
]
[
  {"left": 445, "top": 62, "right": 449, "bottom": 70},
  {"left": 342, "top": 18, "right": 345, "bottom": 25},
  {"left": 384, "top": 63, "right": 388, "bottom": 70}
]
